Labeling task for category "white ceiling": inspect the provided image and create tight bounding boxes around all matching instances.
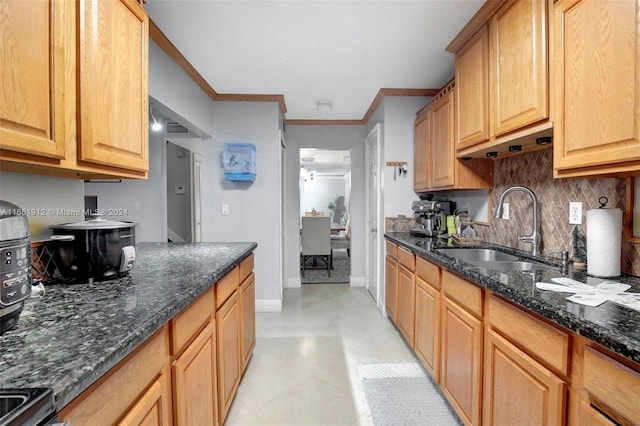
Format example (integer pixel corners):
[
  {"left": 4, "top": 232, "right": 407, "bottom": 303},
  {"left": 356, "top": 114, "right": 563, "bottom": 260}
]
[
  {"left": 300, "top": 148, "right": 351, "bottom": 176},
  {"left": 145, "top": 0, "right": 484, "bottom": 121}
]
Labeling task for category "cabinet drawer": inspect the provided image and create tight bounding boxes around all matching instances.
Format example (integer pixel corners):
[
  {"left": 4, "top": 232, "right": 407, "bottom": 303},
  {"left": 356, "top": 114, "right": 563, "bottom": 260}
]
[
  {"left": 239, "top": 253, "right": 254, "bottom": 282},
  {"left": 416, "top": 256, "right": 440, "bottom": 289},
  {"left": 488, "top": 295, "right": 569, "bottom": 375},
  {"left": 215, "top": 267, "right": 239, "bottom": 310},
  {"left": 59, "top": 326, "right": 170, "bottom": 425},
  {"left": 442, "top": 270, "right": 482, "bottom": 318},
  {"left": 171, "top": 287, "right": 214, "bottom": 357},
  {"left": 386, "top": 240, "right": 398, "bottom": 259},
  {"left": 397, "top": 246, "right": 415, "bottom": 271},
  {"left": 583, "top": 346, "right": 640, "bottom": 423}
]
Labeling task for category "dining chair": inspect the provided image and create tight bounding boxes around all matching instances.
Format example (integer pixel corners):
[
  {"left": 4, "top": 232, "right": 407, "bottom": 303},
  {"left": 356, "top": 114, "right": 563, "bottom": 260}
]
[
  {"left": 301, "top": 216, "right": 331, "bottom": 277},
  {"left": 331, "top": 214, "right": 350, "bottom": 264}
]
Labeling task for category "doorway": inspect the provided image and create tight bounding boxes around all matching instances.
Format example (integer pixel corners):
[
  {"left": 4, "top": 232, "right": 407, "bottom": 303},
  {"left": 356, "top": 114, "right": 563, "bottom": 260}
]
[
  {"left": 365, "top": 124, "right": 382, "bottom": 309},
  {"left": 299, "top": 148, "right": 352, "bottom": 284}
]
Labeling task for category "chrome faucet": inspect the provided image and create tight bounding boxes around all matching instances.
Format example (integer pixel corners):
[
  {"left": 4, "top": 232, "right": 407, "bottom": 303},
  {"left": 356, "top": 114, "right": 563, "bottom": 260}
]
[{"left": 494, "top": 186, "right": 539, "bottom": 256}]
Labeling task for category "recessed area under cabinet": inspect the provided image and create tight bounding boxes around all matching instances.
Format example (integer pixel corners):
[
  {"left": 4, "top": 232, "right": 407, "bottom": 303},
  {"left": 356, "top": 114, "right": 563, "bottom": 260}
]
[{"left": 0, "top": 0, "right": 149, "bottom": 179}]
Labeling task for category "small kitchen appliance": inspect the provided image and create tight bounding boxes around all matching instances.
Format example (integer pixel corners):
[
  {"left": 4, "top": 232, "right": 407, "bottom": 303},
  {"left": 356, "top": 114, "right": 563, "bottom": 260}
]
[
  {"left": 0, "top": 201, "right": 32, "bottom": 334},
  {"left": 49, "top": 216, "right": 136, "bottom": 283},
  {"left": 410, "top": 200, "right": 455, "bottom": 237}
]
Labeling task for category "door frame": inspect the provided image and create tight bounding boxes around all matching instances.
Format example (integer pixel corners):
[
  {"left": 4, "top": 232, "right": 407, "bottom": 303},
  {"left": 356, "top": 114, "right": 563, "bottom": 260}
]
[{"left": 365, "top": 123, "right": 384, "bottom": 313}]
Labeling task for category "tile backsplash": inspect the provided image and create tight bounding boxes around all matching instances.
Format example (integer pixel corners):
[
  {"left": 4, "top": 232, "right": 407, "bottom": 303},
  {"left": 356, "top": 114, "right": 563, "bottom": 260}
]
[{"left": 473, "top": 148, "right": 640, "bottom": 275}]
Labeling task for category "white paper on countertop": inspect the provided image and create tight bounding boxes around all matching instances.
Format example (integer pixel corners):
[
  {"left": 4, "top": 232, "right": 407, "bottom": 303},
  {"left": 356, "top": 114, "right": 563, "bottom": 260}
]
[
  {"left": 566, "top": 292, "right": 610, "bottom": 307},
  {"left": 536, "top": 280, "right": 638, "bottom": 311}
]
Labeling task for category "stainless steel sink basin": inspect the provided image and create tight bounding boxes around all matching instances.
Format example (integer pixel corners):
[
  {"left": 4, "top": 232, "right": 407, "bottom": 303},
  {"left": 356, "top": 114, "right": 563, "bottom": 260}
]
[
  {"left": 467, "top": 260, "right": 554, "bottom": 272},
  {"left": 0, "top": 388, "right": 56, "bottom": 426},
  {"left": 437, "top": 248, "right": 520, "bottom": 262}
]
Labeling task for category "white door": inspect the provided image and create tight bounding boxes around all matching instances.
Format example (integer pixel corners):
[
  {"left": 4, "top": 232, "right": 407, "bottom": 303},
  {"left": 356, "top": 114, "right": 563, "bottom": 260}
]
[
  {"left": 192, "top": 153, "right": 202, "bottom": 242},
  {"left": 365, "top": 124, "right": 382, "bottom": 309}
]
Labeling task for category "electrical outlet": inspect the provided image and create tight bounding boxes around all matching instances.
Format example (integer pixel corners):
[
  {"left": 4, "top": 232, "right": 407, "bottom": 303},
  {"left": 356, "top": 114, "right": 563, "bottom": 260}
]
[
  {"left": 569, "top": 202, "right": 582, "bottom": 224},
  {"left": 502, "top": 203, "right": 509, "bottom": 220},
  {"left": 222, "top": 204, "right": 229, "bottom": 215}
]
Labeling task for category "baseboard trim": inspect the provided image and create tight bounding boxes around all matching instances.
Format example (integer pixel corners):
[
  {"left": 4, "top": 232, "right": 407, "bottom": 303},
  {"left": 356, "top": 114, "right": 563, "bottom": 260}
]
[
  {"left": 256, "top": 299, "right": 282, "bottom": 312},
  {"left": 350, "top": 276, "right": 366, "bottom": 287},
  {"left": 287, "top": 277, "right": 301, "bottom": 288}
]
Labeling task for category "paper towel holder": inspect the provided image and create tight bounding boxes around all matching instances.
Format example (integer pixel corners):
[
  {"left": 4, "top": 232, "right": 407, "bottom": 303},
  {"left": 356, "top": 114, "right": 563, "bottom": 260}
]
[{"left": 598, "top": 196, "right": 608, "bottom": 208}]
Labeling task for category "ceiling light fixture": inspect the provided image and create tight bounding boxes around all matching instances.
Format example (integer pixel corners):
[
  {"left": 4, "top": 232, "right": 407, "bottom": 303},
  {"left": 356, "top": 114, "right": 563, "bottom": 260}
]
[
  {"left": 149, "top": 108, "right": 162, "bottom": 132},
  {"left": 316, "top": 101, "right": 332, "bottom": 114}
]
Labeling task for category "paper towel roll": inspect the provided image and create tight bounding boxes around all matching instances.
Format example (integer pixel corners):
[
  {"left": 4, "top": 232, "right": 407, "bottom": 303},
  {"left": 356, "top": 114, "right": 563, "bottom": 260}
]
[{"left": 587, "top": 208, "right": 622, "bottom": 277}]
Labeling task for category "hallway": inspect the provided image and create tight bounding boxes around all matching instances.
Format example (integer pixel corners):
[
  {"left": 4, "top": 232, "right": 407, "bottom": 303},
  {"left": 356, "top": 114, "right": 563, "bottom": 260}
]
[{"left": 225, "top": 284, "right": 456, "bottom": 425}]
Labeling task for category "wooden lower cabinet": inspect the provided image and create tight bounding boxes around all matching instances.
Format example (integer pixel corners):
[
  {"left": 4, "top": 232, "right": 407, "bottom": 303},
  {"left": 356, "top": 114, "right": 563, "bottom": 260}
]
[
  {"left": 240, "top": 272, "right": 256, "bottom": 372},
  {"left": 173, "top": 321, "right": 218, "bottom": 426},
  {"left": 396, "top": 263, "right": 415, "bottom": 345},
  {"left": 118, "top": 369, "right": 172, "bottom": 426},
  {"left": 483, "top": 329, "right": 566, "bottom": 426},
  {"left": 441, "top": 296, "right": 483, "bottom": 426},
  {"left": 385, "top": 255, "right": 398, "bottom": 323},
  {"left": 217, "top": 291, "right": 241, "bottom": 424},
  {"left": 59, "top": 327, "right": 171, "bottom": 425},
  {"left": 414, "top": 276, "right": 440, "bottom": 383}
]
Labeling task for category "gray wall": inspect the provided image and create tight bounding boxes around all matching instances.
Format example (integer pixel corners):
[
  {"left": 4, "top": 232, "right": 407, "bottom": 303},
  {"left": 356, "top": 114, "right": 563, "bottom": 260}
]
[
  {"left": 285, "top": 125, "right": 367, "bottom": 287},
  {"left": 202, "top": 101, "right": 283, "bottom": 309},
  {"left": 166, "top": 141, "right": 192, "bottom": 241},
  {"left": 0, "top": 172, "right": 84, "bottom": 241}
]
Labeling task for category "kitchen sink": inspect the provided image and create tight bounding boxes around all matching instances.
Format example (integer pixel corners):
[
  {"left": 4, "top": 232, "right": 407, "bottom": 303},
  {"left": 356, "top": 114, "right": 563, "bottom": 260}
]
[
  {"left": 436, "top": 248, "right": 520, "bottom": 262},
  {"left": 467, "top": 260, "right": 555, "bottom": 272},
  {"left": 436, "top": 248, "right": 555, "bottom": 272},
  {"left": 0, "top": 388, "right": 56, "bottom": 426}
]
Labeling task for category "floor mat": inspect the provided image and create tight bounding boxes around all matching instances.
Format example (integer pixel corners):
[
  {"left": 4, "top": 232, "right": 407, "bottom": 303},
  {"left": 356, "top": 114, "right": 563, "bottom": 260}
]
[
  {"left": 358, "top": 361, "right": 461, "bottom": 426},
  {"left": 301, "top": 249, "right": 350, "bottom": 284}
]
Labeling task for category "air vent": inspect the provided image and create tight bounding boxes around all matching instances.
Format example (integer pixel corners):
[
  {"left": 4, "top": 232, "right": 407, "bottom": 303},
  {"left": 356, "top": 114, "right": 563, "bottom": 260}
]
[{"left": 166, "top": 122, "right": 190, "bottom": 134}]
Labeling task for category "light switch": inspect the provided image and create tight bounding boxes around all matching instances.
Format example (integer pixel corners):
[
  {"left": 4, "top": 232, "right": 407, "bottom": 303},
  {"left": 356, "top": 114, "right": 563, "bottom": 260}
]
[{"left": 222, "top": 204, "right": 229, "bottom": 215}]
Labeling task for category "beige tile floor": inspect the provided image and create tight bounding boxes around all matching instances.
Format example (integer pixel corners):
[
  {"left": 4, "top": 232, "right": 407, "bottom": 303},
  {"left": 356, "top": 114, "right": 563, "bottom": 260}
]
[{"left": 225, "top": 284, "right": 417, "bottom": 426}]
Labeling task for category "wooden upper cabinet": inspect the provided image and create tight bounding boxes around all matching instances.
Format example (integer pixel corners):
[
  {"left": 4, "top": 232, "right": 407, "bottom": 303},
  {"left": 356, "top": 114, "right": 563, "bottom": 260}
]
[
  {"left": 0, "top": 0, "right": 69, "bottom": 159},
  {"left": 416, "top": 82, "right": 492, "bottom": 192},
  {"left": 413, "top": 108, "right": 431, "bottom": 192},
  {"left": 78, "top": 0, "right": 149, "bottom": 172},
  {"left": 0, "top": 0, "right": 148, "bottom": 179},
  {"left": 448, "top": 0, "right": 552, "bottom": 159},
  {"left": 553, "top": 0, "right": 640, "bottom": 177},
  {"left": 455, "top": 25, "right": 490, "bottom": 150},
  {"left": 491, "top": 0, "right": 548, "bottom": 137},
  {"left": 431, "top": 87, "right": 456, "bottom": 189}
]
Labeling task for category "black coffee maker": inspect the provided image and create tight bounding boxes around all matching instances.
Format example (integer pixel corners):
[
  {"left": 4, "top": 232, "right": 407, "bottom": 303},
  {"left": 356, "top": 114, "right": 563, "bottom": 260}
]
[{"left": 410, "top": 200, "right": 455, "bottom": 237}]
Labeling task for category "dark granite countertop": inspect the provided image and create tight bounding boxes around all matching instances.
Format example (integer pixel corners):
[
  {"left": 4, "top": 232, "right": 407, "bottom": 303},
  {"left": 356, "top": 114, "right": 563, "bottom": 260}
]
[
  {"left": 0, "top": 242, "right": 257, "bottom": 410},
  {"left": 385, "top": 232, "right": 640, "bottom": 365}
]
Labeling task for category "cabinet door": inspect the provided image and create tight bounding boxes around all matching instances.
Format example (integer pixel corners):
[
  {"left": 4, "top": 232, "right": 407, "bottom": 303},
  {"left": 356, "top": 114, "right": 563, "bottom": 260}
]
[
  {"left": 216, "top": 291, "right": 241, "bottom": 425},
  {"left": 430, "top": 89, "right": 456, "bottom": 189},
  {"left": 441, "top": 296, "right": 483, "bottom": 426},
  {"left": 173, "top": 321, "right": 218, "bottom": 426},
  {"left": 491, "top": 0, "right": 548, "bottom": 137},
  {"left": 456, "top": 25, "right": 490, "bottom": 149},
  {"left": 240, "top": 272, "right": 256, "bottom": 372},
  {"left": 414, "top": 109, "right": 431, "bottom": 191},
  {"left": 117, "top": 370, "right": 172, "bottom": 426},
  {"left": 414, "top": 277, "right": 440, "bottom": 383},
  {"left": 397, "top": 263, "right": 415, "bottom": 346},
  {"left": 554, "top": 0, "right": 640, "bottom": 176},
  {"left": 0, "top": 0, "right": 69, "bottom": 159},
  {"left": 483, "top": 329, "right": 565, "bottom": 426},
  {"left": 78, "top": 0, "right": 149, "bottom": 172},
  {"left": 385, "top": 256, "right": 398, "bottom": 323}
]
